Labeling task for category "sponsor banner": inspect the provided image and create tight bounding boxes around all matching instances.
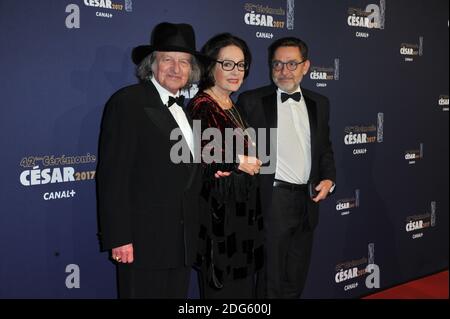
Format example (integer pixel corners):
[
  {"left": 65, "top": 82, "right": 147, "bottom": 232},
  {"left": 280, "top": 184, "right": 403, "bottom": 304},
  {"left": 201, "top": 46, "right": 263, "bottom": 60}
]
[
  {"left": 343, "top": 113, "right": 384, "bottom": 156},
  {"left": 243, "top": 0, "right": 295, "bottom": 39},
  {"left": 65, "top": 0, "right": 133, "bottom": 28},
  {"left": 336, "top": 189, "right": 360, "bottom": 216},
  {"left": 19, "top": 153, "right": 97, "bottom": 201},
  {"left": 347, "top": 0, "right": 386, "bottom": 38},
  {"left": 438, "top": 95, "right": 449, "bottom": 112},
  {"left": 405, "top": 202, "right": 437, "bottom": 240},
  {"left": 404, "top": 143, "right": 424, "bottom": 165},
  {"left": 309, "top": 59, "right": 340, "bottom": 88},
  {"left": 400, "top": 37, "right": 424, "bottom": 62},
  {"left": 335, "top": 243, "right": 380, "bottom": 292}
]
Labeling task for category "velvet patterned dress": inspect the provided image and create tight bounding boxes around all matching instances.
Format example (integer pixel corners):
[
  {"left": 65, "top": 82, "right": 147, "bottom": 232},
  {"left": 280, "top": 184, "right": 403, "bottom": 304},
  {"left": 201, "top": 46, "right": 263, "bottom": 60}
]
[{"left": 187, "top": 92, "right": 264, "bottom": 290}]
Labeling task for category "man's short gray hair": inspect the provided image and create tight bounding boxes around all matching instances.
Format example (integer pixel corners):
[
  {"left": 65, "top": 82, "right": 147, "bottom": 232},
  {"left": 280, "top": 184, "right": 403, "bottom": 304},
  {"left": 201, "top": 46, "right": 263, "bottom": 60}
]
[{"left": 136, "top": 52, "right": 201, "bottom": 89}]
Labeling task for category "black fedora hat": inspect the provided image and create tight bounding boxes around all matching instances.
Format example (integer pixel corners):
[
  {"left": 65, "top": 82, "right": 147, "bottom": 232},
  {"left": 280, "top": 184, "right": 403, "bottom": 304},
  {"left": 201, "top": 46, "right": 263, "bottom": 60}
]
[{"left": 132, "top": 22, "right": 201, "bottom": 65}]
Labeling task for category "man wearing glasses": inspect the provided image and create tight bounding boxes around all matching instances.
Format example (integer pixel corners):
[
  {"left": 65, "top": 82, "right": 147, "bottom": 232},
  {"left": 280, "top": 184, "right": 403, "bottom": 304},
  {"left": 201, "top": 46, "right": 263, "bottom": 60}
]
[{"left": 237, "top": 37, "right": 336, "bottom": 298}]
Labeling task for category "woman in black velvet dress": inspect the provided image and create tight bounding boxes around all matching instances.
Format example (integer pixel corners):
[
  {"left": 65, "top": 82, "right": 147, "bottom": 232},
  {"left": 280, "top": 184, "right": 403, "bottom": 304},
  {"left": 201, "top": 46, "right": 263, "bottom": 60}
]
[{"left": 187, "top": 33, "right": 264, "bottom": 298}]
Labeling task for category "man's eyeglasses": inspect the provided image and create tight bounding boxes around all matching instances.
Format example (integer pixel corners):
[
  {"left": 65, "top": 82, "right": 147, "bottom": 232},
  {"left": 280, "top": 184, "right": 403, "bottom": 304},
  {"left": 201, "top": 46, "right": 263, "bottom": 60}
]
[
  {"left": 272, "top": 60, "right": 307, "bottom": 71},
  {"left": 216, "top": 60, "right": 248, "bottom": 72}
]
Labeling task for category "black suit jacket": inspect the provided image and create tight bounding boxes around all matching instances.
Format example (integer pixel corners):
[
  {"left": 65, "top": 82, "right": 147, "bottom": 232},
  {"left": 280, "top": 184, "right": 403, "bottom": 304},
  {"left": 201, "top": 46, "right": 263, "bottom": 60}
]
[
  {"left": 96, "top": 81, "right": 201, "bottom": 269},
  {"left": 237, "top": 85, "right": 336, "bottom": 229}
]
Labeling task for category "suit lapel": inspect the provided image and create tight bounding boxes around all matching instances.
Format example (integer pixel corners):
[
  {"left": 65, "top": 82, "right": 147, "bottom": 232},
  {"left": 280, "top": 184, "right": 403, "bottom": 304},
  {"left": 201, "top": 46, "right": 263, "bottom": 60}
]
[
  {"left": 303, "top": 92, "right": 318, "bottom": 174},
  {"left": 185, "top": 105, "right": 194, "bottom": 128},
  {"left": 183, "top": 108, "right": 197, "bottom": 169},
  {"left": 183, "top": 102, "right": 201, "bottom": 190},
  {"left": 262, "top": 92, "right": 278, "bottom": 129},
  {"left": 143, "top": 82, "right": 193, "bottom": 173},
  {"left": 262, "top": 90, "right": 278, "bottom": 177},
  {"left": 143, "top": 82, "right": 179, "bottom": 137}
]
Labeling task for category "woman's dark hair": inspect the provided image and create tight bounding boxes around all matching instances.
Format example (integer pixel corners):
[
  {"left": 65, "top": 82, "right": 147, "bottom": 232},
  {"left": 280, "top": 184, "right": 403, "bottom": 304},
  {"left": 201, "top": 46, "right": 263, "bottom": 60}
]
[
  {"left": 268, "top": 37, "right": 309, "bottom": 66},
  {"left": 198, "top": 33, "right": 252, "bottom": 91}
]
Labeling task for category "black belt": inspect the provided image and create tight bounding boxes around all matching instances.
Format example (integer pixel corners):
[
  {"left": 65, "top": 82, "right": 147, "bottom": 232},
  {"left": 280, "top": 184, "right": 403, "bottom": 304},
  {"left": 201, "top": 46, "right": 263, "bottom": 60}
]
[{"left": 273, "top": 179, "right": 307, "bottom": 192}]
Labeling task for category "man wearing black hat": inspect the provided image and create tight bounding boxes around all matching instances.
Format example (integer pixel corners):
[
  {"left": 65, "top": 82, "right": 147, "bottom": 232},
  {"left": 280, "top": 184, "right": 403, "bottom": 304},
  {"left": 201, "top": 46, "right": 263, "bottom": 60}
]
[{"left": 96, "top": 22, "right": 203, "bottom": 298}]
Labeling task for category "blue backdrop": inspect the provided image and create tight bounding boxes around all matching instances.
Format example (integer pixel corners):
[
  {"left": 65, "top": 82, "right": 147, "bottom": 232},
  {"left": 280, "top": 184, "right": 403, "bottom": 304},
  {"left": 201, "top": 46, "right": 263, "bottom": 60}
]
[{"left": 0, "top": 0, "right": 448, "bottom": 298}]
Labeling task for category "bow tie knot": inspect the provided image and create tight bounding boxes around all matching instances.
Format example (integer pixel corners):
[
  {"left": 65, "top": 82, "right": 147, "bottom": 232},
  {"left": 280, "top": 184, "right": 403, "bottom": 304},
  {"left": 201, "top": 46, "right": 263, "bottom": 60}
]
[
  {"left": 167, "top": 95, "right": 185, "bottom": 107},
  {"left": 281, "top": 92, "right": 302, "bottom": 103}
]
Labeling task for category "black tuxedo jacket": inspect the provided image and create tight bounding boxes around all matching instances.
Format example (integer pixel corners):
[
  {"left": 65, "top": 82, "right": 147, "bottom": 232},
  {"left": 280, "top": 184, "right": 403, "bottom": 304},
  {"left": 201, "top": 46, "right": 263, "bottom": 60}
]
[
  {"left": 96, "top": 81, "right": 201, "bottom": 269},
  {"left": 237, "top": 85, "right": 336, "bottom": 229}
]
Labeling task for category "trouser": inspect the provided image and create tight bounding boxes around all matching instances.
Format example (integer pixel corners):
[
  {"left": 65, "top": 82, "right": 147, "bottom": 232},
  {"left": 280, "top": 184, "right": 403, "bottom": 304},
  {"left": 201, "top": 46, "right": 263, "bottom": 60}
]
[
  {"left": 198, "top": 269, "right": 255, "bottom": 299},
  {"left": 257, "top": 186, "right": 314, "bottom": 299},
  {"left": 117, "top": 264, "right": 190, "bottom": 298}
]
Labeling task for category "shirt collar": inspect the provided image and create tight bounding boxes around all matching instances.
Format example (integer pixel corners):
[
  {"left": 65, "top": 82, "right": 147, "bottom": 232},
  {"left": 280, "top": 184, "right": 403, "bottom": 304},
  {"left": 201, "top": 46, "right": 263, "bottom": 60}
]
[
  {"left": 277, "top": 86, "right": 302, "bottom": 97},
  {"left": 151, "top": 76, "right": 180, "bottom": 106},
  {"left": 277, "top": 86, "right": 304, "bottom": 105}
]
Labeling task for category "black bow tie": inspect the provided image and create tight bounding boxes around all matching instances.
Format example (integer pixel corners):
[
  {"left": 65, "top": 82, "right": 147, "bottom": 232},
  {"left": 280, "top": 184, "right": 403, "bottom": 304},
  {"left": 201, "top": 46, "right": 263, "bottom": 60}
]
[
  {"left": 281, "top": 92, "right": 302, "bottom": 103},
  {"left": 167, "top": 95, "right": 185, "bottom": 107}
]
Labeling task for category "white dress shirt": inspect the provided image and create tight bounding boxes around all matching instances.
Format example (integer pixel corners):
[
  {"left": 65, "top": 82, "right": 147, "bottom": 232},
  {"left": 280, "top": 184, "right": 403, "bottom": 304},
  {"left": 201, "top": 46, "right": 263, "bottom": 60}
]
[
  {"left": 151, "top": 77, "right": 194, "bottom": 157},
  {"left": 275, "top": 87, "right": 311, "bottom": 185}
]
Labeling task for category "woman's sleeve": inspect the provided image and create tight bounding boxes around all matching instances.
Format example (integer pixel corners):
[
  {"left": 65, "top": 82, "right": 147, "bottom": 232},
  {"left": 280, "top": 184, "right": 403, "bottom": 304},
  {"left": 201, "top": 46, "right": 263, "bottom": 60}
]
[{"left": 189, "top": 99, "right": 240, "bottom": 178}]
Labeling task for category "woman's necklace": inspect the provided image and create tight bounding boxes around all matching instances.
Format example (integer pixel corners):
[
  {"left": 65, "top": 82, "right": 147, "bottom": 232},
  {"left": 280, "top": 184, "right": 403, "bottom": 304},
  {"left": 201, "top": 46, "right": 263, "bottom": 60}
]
[
  {"left": 207, "top": 88, "right": 233, "bottom": 109},
  {"left": 226, "top": 107, "right": 256, "bottom": 147},
  {"left": 225, "top": 106, "right": 246, "bottom": 130},
  {"left": 206, "top": 88, "right": 256, "bottom": 147}
]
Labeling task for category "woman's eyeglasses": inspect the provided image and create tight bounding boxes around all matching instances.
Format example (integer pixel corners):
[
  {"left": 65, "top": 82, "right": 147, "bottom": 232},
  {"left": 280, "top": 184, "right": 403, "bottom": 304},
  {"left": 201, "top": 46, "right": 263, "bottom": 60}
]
[{"left": 216, "top": 60, "right": 248, "bottom": 72}]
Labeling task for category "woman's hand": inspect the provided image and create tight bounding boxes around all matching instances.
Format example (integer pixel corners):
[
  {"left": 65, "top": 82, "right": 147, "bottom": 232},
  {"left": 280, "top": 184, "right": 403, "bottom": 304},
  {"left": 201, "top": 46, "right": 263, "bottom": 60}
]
[
  {"left": 214, "top": 171, "right": 232, "bottom": 178},
  {"left": 238, "top": 155, "right": 262, "bottom": 175},
  {"left": 111, "top": 243, "right": 134, "bottom": 263}
]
